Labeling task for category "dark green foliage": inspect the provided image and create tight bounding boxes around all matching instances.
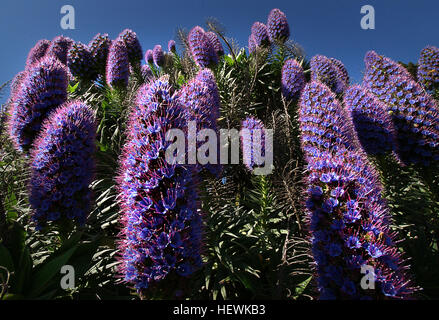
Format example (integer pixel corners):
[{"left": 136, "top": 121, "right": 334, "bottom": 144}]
[{"left": 372, "top": 155, "right": 439, "bottom": 299}]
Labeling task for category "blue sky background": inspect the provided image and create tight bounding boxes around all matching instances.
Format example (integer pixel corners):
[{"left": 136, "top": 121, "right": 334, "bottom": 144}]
[{"left": 0, "top": 0, "right": 437, "bottom": 103}]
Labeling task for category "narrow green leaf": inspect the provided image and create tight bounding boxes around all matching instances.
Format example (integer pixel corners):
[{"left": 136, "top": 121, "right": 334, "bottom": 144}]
[{"left": 28, "top": 246, "right": 78, "bottom": 298}]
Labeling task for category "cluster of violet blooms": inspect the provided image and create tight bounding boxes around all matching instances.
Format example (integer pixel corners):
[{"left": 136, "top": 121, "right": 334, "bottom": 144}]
[
  {"left": 248, "top": 8, "right": 290, "bottom": 53},
  {"left": 117, "top": 62, "right": 227, "bottom": 291},
  {"left": 293, "top": 46, "right": 438, "bottom": 298},
  {"left": 5, "top": 28, "right": 149, "bottom": 227},
  {"left": 363, "top": 51, "right": 439, "bottom": 166},
  {"left": 298, "top": 81, "right": 416, "bottom": 299},
  {"left": 117, "top": 78, "right": 204, "bottom": 292},
  {"left": 6, "top": 34, "right": 101, "bottom": 229},
  {"left": 187, "top": 26, "right": 223, "bottom": 68},
  {"left": 242, "top": 8, "right": 297, "bottom": 170},
  {"left": 417, "top": 46, "right": 439, "bottom": 91},
  {"left": 310, "top": 55, "right": 350, "bottom": 94},
  {"left": 179, "top": 69, "right": 222, "bottom": 176}
]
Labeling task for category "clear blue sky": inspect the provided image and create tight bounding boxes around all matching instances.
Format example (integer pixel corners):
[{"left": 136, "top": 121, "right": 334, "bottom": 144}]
[{"left": 0, "top": 0, "right": 437, "bottom": 103}]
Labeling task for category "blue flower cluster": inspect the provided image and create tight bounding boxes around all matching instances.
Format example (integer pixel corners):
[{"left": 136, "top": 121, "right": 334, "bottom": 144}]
[
  {"left": 67, "top": 42, "right": 98, "bottom": 81},
  {"left": 344, "top": 85, "right": 396, "bottom": 155},
  {"left": 299, "top": 81, "right": 415, "bottom": 299},
  {"left": 153, "top": 44, "right": 164, "bottom": 67},
  {"left": 330, "top": 58, "right": 350, "bottom": 89},
  {"left": 141, "top": 64, "right": 153, "bottom": 81},
  {"left": 145, "top": 49, "right": 154, "bottom": 64},
  {"left": 417, "top": 46, "right": 439, "bottom": 91},
  {"left": 106, "top": 38, "right": 130, "bottom": 89},
  {"left": 26, "top": 39, "right": 50, "bottom": 68},
  {"left": 8, "top": 56, "right": 68, "bottom": 153},
  {"left": 241, "top": 116, "right": 266, "bottom": 171},
  {"left": 363, "top": 51, "right": 412, "bottom": 94},
  {"left": 168, "top": 40, "right": 176, "bottom": 53},
  {"left": 88, "top": 33, "right": 111, "bottom": 75},
  {"left": 8, "top": 71, "right": 27, "bottom": 104},
  {"left": 267, "top": 8, "right": 290, "bottom": 42},
  {"left": 46, "top": 36, "right": 74, "bottom": 65},
  {"left": 188, "top": 26, "right": 218, "bottom": 68},
  {"left": 251, "top": 22, "right": 270, "bottom": 47},
  {"left": 281, "top": 59, "right": 306, "bottom": 101},
  {"left": 205, "top": 31, "right": 224, "bottom": 57},
  {"left": 29, "top": 101, "right": 96, "bottom": 229},
  {"left": 363, "top": 51, "right": 439, "bottom": 165},
  {"left": 248, "top": 35, "right": 256, "bottom": 54},
  {"left": 310, "top": 55, "right": 348, "bottom": 94},
  {"left": 179, "top": 69, "right": 222, "bottom": 175},
  {"left": 117, "top": 79, "right": 203, "bottom": 292},
  {"left": 299, "top": 81, "right": 357, "bottom": 160},
  {"left": 118, "top": 29, "right": 143, "bottom": 66}
]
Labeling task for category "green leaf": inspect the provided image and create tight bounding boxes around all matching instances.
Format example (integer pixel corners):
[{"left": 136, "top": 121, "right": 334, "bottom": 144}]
[
  {"left": 59, "top": 232, "right": 83, "bottom": 252},
  {"left": 220, "top": 285, "right": 227, "bottom": 300},
  {"left": 13, "top": 246, "right": 33, "bottom": 293},
  {"left": 177, "top": 74, "right": 186, "bottom": 88},
  {"left": 4, "top": 190, "right": 18, "bottom": 221},
  {"left": 0, "top": 244, "right": 14, "bottom": 272},
  {"left": 68, "top": 82, "right": 80, "bottom": 94},
  {"left": 28, "top": 246, "right": 78, "bottom": 298},
  {"left": 224, "top": 55, "right": 234, "bottom": 66},
  {"left": 4, "top": 222, "right": 26, "bottom": 267},
  {"left": 1, "top": 293, "right": 25, "bottom": 300},
  {"left": 294, "top": 276, "right": 312, "bottom": 298},
  {"left": 235, "top": 272, "right": 256, "bottom": 291}
]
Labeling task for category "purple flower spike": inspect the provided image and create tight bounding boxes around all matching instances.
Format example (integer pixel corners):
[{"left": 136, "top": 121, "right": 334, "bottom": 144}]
[
  {"left": 304, "top": 150, "right": 416, "bottom": 300},
  {"left": 168, "top": 39, "right": 176, "bottom": 53},
  {"left": 363, "top": 51, "right": 412, "bottom": 84},
  {"left": 205, "top": 31, "right": 224, "bottom": 56},
  {"left": 145, "top": 49, "right": 154, "bottom": 64},
  {"left": 117, "top": 78, "right": 202, "bottom": 293},
  {"left": 8, "top": 56, "right": 68, "bottom": 153},
  {"left": 141, "top": 64, "right": 153, "bottom": 81},
  {"left": 2, "top": 71, "right": 27, "bottom": 133},
  {"left": 26, "top": 39, "right": 50, "bottom": 68},
  {"left": 417, "top": 46, "right": 439, "bottom": 91},
  {"left": 248, "top": 34, "right": 256, "bottom": 54},
  {"left": 298, "top": 81, "right": 358, "bottom": 160},
  {"left": 241, "top": 116, "right": 266, "bottom": 171},
  {"left": 29, "top": 101, "right": 96, "bottom": 230},
  {"left": 188, "top": 26, "right": 218, "bottom": 68},
  {"left": 179, "top": 69, "right": 222, "bottom": 175},
  {"left": 310, "top": 55, "right": 348, "bottom": 94},
  {"left": 299, "top": 81, "right": 417, "bottom": 300},
  {"left": 330, "top": 58, "right": 350, "bottom": 89},
  {"left": 88, "top": 33, "right": 111, "bottom": 74},
  {"left": 46, "top": 36, "right": 74, "bottom": 65},
  {"left": 118, "top": 29, "right": 143, "bottom": 66},
  {"left": 251, "top": 22, "right": 270, "bottom": 47},
  {"left": 363, "top": 51, "right": 439, "bottom": 165},
  {"left": 106, "top": 39, "right": 130, "bottom": 89},
  {"left": 67, "top": 42, "right": 97, "bottom": 81},
  {"left": 9, "top": 71, "right": 27, "bottom": 100},
  {"left": 153, "top": 45, "right": 164, "bottom": 67},
  {"left": 267, "top": 8, "right": 290, "bottom": 42},
  {"left": 281, "top": 59, "right": 305, "bottom": 101},
  {"left": 344, "top": 85, "right": 396, "bottom": 155}
]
